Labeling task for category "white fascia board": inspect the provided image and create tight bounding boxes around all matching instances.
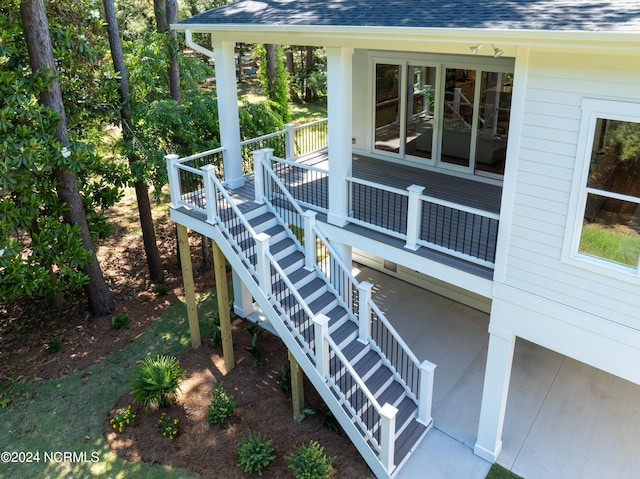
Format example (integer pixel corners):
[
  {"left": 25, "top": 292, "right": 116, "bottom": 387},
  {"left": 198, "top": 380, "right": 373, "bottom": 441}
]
[{"left": 171, "top": 23, "right": 640, "bottom": 51}]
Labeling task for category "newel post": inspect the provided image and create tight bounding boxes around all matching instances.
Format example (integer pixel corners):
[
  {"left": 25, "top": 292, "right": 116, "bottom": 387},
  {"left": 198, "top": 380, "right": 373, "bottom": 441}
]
[
  {"left": 303, "top": 211, "right": 317, "bottom": 271},
  {"left": 313, "top": 314, "right": 330, "bottom": 378},
  {"left": 380, "top": 403, "right": 398, "bottom": 473},
  {"left": 284, "top": 123, "right": 296, "bottom": 160},
  {"left": 418, "top": 360, "right": 436, "bottom": 426},
  {"left": 405, "top": 184, "right": 425, "bottom": 251},
  {"left": 358, "top": 281, "right": 373, "bottom": 343},
  {"left": 201, "top": 164, "right": 218, "bottom": 224},
  {"left": 165, "top": 154, "right": 181, "bottom": 208},
  {"left": 255, "top": 232, "right": 272, "bottom": 293}
]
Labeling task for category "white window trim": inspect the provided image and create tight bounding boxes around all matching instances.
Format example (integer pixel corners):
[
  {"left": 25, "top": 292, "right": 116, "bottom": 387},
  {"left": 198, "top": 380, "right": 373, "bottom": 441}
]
[{"left": 563, "top": 98, "right": 640, "bottom": 282}]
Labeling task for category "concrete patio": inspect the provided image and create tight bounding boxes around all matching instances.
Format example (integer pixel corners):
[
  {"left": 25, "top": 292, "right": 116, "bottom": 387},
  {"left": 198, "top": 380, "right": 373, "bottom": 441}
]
[{"left": 354, "top": 265, "right": 640, "bottom": 479}]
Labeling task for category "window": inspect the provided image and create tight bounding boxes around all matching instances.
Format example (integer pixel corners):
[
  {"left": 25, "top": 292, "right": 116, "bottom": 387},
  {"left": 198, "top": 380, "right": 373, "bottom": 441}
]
[
  {"left": 372, "top": 57, "right": 513, "bottom": 178},
  {"left": 569, "top": 99, "right": 640, "bottom": 276}
]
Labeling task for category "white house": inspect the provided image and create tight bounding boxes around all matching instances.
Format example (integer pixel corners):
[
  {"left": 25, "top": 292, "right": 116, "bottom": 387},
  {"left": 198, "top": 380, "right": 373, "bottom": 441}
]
[{"left": 167, "top": 1, "right": 640, "bottom": 477}]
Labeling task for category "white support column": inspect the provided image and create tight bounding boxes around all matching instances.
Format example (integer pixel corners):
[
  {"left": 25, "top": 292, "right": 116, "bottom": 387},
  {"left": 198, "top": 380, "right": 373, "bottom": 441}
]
[
  {"left": 252, "top": 148, "right": 273, "bottom": 204},
  {"left": 284, "top": 123, "right": 296, "bottom": 160},
  {"left": 380, "top": 403, "right": 398, "bottom": 474},
  {"left": 405, "top": 184, "right": 425, "bottom": 251},
  {"left": 303, "top": 210, "right": 317, "bottom": 271},
  {"left": 201, "top": 164, "right": 218, "bottom": 224},
  {"left": 313, "top": 314, "right": 330, "bottom": 378},
  {"left": 326, "top": 46, "right": 354, "bottom": 227},
  {"left": 165, "top": 154, "right": 181, "bottom": 208},
  {"left": 255, "top": 233, "right": 272, "bottom": 293},
  {"left": 474, "top": 326, "right": 516, "bottom": 463},
  {"left": 232, "top": 270, "right": 255, "bottom": 318},
  {"left": 418, "top": 360, "right": 436, "bottom": 426},
  {"left": 358, "top": 281, "right": 373, "bottom": 343},
  {"left": 212, "top": 40, "right": 244, "bottom": 189}
]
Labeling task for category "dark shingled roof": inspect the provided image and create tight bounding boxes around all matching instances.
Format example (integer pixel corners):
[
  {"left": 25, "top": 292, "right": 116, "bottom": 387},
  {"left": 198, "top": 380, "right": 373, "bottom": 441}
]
[{"left": 179, "top": 0, "right": 640, "bottom": 32}]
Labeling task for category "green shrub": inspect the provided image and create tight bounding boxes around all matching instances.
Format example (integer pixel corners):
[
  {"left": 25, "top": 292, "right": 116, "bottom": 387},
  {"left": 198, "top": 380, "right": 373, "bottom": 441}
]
[
  {"left": 131, "top": 354, "right": 186, "bottom": 410},
  {"left": 154, "top": 283, "right": 170, "bottom": 296},
  {"left": 110, "top": 405, "right": 136, "bottom": 433},
  {"left": 236, "top": 432, "right": 276, "bottom": 476},
  {"left": 111, "top": 313, "right": 131, "bottom": 330},
  {"left": 275, "top": 364, "right": 291, "bottom": 392},
  {"left": 46, "top": 337, "right": 62, "bottom": 354},
  {"left": 207, "top": 383, "right": 237, "bottom": 425},
  {"left": 286, "top": 440, "right": 335, "bottom": 479},
  {"left": 157, "top": 412, "right": 179, "bottom": 440},
  {"left": 245, "top": 323, "right": 264, "bottom": 367}
]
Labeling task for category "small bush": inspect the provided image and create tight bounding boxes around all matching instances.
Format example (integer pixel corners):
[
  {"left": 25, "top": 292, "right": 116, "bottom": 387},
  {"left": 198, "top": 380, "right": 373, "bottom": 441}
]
[
  {"left": 111, "top": 313, "right": 130, "bottom": 330},
  {"left": 110, "top": 405, "right": 136, "bottom": 433},
  {"left": 245, "top": 323, "right": 264, "bottom": 367},
  {"left": 154, "top": 283, "right": 170, "bottom": 296},
  {"left": 46, "top": 337, "right": 62, "bottom": 354},
  {"left": 207, "top": 383, "right": 237, "bottom": 425},
  {"left": 286, "top": 440, "right": 335, "bottom": 479},
  {"left": 131, "top": 355, "right": 186, "bottom": 410},
  {"left": 275, "top": 364, "right": 291, "bottom": 392},
  {"left": 236, "top": 432, "right": 276, "bottom": 476},
  {"left": 158, "top": 412, "right": 179, "bottom": 440}
]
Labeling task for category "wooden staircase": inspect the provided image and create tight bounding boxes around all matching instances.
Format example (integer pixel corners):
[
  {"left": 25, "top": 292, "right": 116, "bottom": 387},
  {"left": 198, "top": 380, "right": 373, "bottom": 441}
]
[{"left": 167, "top": 153, "right": 435, "bottom": 479}]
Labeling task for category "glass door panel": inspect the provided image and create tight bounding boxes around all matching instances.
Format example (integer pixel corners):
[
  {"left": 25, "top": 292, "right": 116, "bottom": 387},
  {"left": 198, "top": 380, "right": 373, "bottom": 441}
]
[
  {"left": 405, "top": 65, "right": 437, "bottom": 160},
  {"left": 440, "top": 68, "right": 476, "bottom": 169},
  {"left": 475, "top": 72, "right": 512, "bottom": 176},
  {"left": 374, "top": 64, "right": 402, "bottom": 154}
]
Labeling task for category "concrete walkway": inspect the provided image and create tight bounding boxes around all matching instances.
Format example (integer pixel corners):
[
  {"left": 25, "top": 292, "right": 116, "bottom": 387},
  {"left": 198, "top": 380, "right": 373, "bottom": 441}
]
[{"left": 354, "top": 265, "right": 640, "bottom": 479}]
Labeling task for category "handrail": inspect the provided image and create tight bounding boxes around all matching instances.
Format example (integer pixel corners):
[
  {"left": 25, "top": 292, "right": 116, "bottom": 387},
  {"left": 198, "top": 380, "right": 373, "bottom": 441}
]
[
  {"left": 312, "top": 224, "right": 360, "bottom": 289},
  {"left": 346, "top": 176, "right": 409, "bottom": 197},
  {"left": 178, "top": 146, "right": 225, "bottom": 163},
  {"left": 262, "top": 157, "right": 307, "bottom": 218},
  {"left": 292, "top": 117, "right": 327, "bottom": 130},
  {"left": 240, "top": 130, "right": 285, "bottom": 147},
  {"left": 420, "top": 193, "right": 500, "bottom": 220},
  {"left": 272, "top": 156, "right": 329, "bottom": 173},
  {"left": 370, "top": 300, "right": 421, "bottom": 367},
  {"left": 267, "top": 251, "right": 316, "bottom": 327},
  {"left": 176, "top": 164, "right": 204, "bottom": 175}
]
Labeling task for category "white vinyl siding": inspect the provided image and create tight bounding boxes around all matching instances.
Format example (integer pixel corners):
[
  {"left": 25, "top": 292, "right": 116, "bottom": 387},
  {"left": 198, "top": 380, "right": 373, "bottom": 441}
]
[{"left": 502, "top": 49, "right": 640, "bottom": 329}]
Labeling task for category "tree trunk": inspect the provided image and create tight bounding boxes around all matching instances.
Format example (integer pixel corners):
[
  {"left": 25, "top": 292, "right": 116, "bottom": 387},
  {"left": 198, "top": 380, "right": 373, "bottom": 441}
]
[
  {"left": 284, "top": 46, "right": 298, "bottom": 102},
  {"left": 153, "top": 0, "right": 167, "bottom": 32},
  {"left": 305, "top": 46, "right": 314, "bottom": 102},
  {"left": 264, "top": 43, "right": 278, "bottom": 102},
  {"left": 166, "top": 0, "right": 181, "bottom": 103},
  {"left": 103, "top": 0, "right": 164, "bottom": 283},
  {"left": 20, "top": 0, "right": 115, "bottom": 316}
]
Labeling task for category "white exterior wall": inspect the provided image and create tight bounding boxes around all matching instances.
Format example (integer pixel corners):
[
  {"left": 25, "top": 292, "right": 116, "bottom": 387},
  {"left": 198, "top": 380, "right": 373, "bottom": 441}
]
[{"left": 491, "top": 46, "right": 640, "bottom": 382}]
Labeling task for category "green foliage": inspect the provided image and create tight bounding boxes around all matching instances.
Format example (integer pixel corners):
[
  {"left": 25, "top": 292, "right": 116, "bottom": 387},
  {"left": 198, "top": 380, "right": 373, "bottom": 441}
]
[
  {"left": 245, "top": 323, "right": 264, "bottom": 367},
  {"left": 131, "top": 354, "right": 186, "bottom": 410},
  {"left": 46, "top": 337, "right": 62, "bottom": 354},
  {"left": 579, "top": 223, "right": 640, "bottom": 267},
  {"left": 154, "top": 283, "right": 170, "bottom": 296},
  {"left": 157, "top": 412, "right": 180, "bottom": 440},
  {"left": 285, "top": 441, "right": 335, "bottom": 479},
  {"left": 236, "top": 432, "right": 277, "bottom": 476},
  {"left": 254, "top": 44, "right": 290, "bottom": 122},
  {"left": 304, "top": 406, "right": 340, "bottom": 434},
  {"left": 207, "top": 382, "right": 237, "bottom": 425},
  {"left": 110, "top": 404, "right": 136, "bottom": 433},
  {"left": 112, "top": 313, "right": 131, "bottom": 330},
  {"left": 275, "top": 364, "right": 291, "bottom": 392},
  {"left": 0, "top": 1, "right": 125, "bottom": 304}
]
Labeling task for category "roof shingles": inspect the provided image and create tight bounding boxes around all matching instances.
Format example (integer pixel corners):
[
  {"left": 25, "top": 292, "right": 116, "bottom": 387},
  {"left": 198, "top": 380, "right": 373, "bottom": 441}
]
[{"left": 179, "top": 0, "right": 640, "bottom": 32}]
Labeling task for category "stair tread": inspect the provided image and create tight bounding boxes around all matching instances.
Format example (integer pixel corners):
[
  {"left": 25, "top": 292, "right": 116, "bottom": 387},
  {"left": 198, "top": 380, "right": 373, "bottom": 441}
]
[
  {"left": 278, "top": 251, "right": 304, "bottom": 270},
  {"left": 330, "top": 321, "right": 358, "bottom": 345},
  {"left": 248, "top": 212, "right": 276, "bottom": 227},
  {"left": 353, "top": 350, "right": 381, "bottom": 377},
  {"left": 263, "top": 224, "right": 286, "bottom": 237},
  {"left": 395, "top": 420, "right": 427, "bottom": 466},
  {"left": 308, "top": 292, "right": 336, "bottom": 314},
  {"left": 364, "top": 366, "right": 393, "bottom": 395},
  {"left": 326, "top": 305, "right": 349, "bottom": 326},
  {"left": 342, "top": 340, "right": 367, "bottom": 362},
  {"left": 287, "top": 267, "right": 315, "bottom": 286},
  {"left": 271, "top": 237, "right": 296, "bottom": 255},
  {"left": 298, "top": 278, "right": 326, "bottom": 299},
  {"left": 395, "top": 396, "right": 418, "bottom": 432},
  {"left": 377, "top": 381, "right": 405, "bottom": 407}
]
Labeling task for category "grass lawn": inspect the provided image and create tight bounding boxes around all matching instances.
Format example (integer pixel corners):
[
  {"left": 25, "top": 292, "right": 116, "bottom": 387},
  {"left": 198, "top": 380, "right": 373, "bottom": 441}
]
[{"left": 579, "top": 222, "right": 640, "bottom": 267}]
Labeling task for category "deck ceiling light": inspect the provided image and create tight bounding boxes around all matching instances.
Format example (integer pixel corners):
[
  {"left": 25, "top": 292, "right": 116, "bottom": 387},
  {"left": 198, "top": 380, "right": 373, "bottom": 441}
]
[
  {"left": 493, "top": 45, "right": 504, "bottom": 57},
  {"left": 470, "top": 44, "right": 483, "bottom": 55}
]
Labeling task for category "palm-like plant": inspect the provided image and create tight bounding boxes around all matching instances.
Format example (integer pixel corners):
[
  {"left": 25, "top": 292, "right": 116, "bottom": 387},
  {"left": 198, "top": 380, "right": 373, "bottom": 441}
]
[{"left": 131, "top": 354, "right": 186, "bottom": 409}]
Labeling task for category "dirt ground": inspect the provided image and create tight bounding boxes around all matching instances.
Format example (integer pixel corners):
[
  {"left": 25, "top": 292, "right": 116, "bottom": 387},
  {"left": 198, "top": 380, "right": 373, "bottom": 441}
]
[{"left": 0, "top": 189, "right": 372, "bottom": 478}]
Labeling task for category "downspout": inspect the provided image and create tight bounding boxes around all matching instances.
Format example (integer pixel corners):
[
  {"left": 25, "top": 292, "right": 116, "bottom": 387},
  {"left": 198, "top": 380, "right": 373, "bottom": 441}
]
[{"left": 184, "top": 29, "right": 215, "bottom": 59}]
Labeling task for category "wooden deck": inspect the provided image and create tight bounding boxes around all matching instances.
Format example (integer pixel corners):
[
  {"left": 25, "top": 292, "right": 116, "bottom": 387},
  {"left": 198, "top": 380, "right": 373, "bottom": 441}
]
[{"left": 224, "top": 153, "right": 501, "bottom": 279}]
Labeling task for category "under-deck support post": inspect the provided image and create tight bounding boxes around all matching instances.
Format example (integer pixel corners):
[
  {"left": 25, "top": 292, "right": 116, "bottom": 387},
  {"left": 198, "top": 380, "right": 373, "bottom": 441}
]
[
  {"left": 380, "top": 403, "right": 398, "bottom": 474},
  {"left": 232, "top": 270, "right": 254, "bottom": 318},
  {"left": 405, "top": 184, "right": 425, "bottom": 251},
  {"left": 288, "top": 350, "right": 305, "bottom": 422},
  {"left": 418, "top": 359, "right": 436, "bottom": 426},
  {"left": 176, "top": 224, "right": 201, "bottom": 348},
  {"left": 358, "top": 281, "right": 373, "bottom": 343},
  {"left": 303, "top": 210, "right": 317, "bottom": 271},
  {"left": 212, "top": 239, "right": 234, "bottom": 371},
  {"left": 474, "top": 325, "right": 515, "bottom": 463},
  {"left": 313, "top": 314, "right": 330, "bottom": 378}
]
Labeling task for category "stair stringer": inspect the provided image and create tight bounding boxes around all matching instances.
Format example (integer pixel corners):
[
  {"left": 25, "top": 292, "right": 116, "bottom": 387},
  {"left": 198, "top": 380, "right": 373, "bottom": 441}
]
[{"left": 169, "top": 206, "right": 392, "bottom": 479}]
